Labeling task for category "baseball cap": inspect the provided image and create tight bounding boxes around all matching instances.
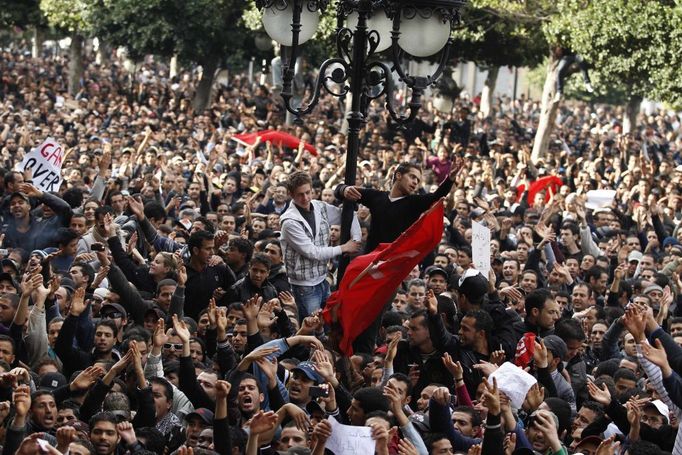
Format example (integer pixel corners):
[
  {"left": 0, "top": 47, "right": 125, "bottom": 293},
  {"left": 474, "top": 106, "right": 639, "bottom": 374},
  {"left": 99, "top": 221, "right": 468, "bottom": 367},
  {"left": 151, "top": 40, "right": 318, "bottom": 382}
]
[
  {"left": 101, "top": 302, "right": 128, "bottom": 319},
  {"left": 644, "top": 400, "right": 669, "bottom": 418},
  {"left": 186, "top": 408, "right": 214, "bottom": 425},
  {"left": 628, "top": 251, "right": 643, "bottom": 263},
  {"left": 9, "top": 192, "right": 29, "bottom": 203},
  {"left": 542, "top": 335, "right": 568, "bottom": 361},
  {"left": 0, "top": 258, "right": 18, "bottom": 274},
  {"left": 456, "top": 269, "right": 489, "bottom": 303},
  {"left": 425, "top": 265, "right": 448, "bottom": 280},
  {"left": 39, "top": 372, "right": 67, "bottom": 391},
  {"left": 0, "top": 272, "right": 17, "bottom": 290},
  {"left": 292, "top": 361, "right": 323, "bottom": 383}
]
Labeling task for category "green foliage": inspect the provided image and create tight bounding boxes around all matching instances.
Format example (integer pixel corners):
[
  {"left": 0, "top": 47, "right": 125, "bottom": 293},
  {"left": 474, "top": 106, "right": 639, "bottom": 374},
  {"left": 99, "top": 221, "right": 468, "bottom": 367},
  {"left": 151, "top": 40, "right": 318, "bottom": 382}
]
[
  {"left": 40, "top": 0, "right": 91, "bottom": 33},
  {"left": 451, "top": 6, "right": 547, "bottom": 69},
  {"left": 88, "top": 0, "right": 250, "bottom": 64},
  {"left": 546, "top": 0, "right": 682, "bottom": 105},
  {"left": 0, "top": 0, "right": 46, "bottom": 28}
]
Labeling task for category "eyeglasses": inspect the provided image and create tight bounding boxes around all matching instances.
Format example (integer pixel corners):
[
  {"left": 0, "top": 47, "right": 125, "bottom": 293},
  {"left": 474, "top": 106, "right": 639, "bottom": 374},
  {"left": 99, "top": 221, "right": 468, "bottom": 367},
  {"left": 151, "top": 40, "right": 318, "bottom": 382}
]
[
  {"left": 164, "top": 343, "right": 184, "bottom": 350},
  {"left": 103, "top": 312, "right": 123, "bottom": 319}
]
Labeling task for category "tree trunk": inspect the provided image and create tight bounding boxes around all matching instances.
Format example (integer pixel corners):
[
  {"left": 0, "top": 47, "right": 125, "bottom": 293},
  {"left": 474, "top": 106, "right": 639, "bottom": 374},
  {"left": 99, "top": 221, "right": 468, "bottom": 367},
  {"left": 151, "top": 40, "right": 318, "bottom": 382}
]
[
  {"left": 32, "top": 27, "right": 44, "bottom": 59},
  {"left": 622, "top": 96, "right": 642, "bottom": 134},
  {"left": 169, "top": 55, "right": 179, "bottom": 79},
  {"left": 480, "top": 66, "right": 499, "bottom": 118},
  {"left": 531, "top": 57, "right": 561, "bottom": 164},
  {"left": 68, "top": 34, "right": 85, "bottom": 96},
  {"left": 96, "top": 40, "right": 111, "bottom": 65},
  {"left": 192, "top": 59, "right": 218, "bottom": 113}
]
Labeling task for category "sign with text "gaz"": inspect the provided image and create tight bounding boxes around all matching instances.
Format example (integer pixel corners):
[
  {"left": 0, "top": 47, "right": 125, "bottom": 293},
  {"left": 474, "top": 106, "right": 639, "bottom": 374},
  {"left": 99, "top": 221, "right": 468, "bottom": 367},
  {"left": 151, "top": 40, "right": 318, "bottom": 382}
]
[{"left": 19, "top": 137, "right": 64, "bottom": 192}]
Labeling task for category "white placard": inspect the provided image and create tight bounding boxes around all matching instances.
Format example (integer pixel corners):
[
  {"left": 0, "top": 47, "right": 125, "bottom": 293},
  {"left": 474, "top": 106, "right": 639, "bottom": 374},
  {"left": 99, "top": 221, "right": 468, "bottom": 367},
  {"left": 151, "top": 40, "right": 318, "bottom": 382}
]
[
  {"left": 488, "top": 362, "right": 538, "bottom": 409},
  {"left": 18, "top": 137, "right": 64, "bottom": 192},
  {"left": 472, "top": 221, "right": 491, "bottom": 277},
  {"left": 326, "top": 416, "right": 376, "bottom": 455}
]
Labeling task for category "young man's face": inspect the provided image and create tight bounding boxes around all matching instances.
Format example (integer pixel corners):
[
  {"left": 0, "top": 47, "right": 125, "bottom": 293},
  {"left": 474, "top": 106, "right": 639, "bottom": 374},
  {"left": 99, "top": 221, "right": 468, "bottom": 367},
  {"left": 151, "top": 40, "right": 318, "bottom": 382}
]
[
  {"left": 192, "top": 239, "right": 215, "bottom": 265},
  {"left": 248, "top": 262, "right": 270, "bottom": 287},
  {"left": 396, "top": 168, "right": 422, "bottom": 195},
  {"left": 452, "top": 411, "right": 476, "bottom": 437},
  {"left": 90, "top": 420, "right": 120, "bottom": 455}
]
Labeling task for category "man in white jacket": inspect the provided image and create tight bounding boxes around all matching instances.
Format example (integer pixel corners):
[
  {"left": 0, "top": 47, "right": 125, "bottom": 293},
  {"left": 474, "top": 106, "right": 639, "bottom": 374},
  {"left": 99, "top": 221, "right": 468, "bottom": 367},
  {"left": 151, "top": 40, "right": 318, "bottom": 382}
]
[{"left": 280, "top": 171, "right": 361, "bottom": 319}]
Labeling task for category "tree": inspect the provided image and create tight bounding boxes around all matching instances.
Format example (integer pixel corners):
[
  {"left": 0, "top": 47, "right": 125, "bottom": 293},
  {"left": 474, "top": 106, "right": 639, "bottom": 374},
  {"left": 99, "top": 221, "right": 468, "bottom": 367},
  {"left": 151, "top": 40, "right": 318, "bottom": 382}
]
[
  {"left": 40, "top": 0, "right": 91, "bottom": 95},
  {"left": 451, "top": 4, "right": 547, "bottom": 117},
  {"left": 89, "top": 0, "right": 251, "bottom": 112},
  {"left": 0, "top": 0, "right": 48, "bottom": 58},
  {"left": 546, "top": 0, "right": 681, "bottom": 135}
]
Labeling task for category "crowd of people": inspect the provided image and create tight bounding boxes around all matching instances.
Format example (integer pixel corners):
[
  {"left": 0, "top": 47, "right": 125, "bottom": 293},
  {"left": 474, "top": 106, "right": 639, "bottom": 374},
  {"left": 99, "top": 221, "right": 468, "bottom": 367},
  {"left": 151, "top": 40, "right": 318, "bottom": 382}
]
[{"left": 0, "top": 37, "right": 681, "bottom": 455}]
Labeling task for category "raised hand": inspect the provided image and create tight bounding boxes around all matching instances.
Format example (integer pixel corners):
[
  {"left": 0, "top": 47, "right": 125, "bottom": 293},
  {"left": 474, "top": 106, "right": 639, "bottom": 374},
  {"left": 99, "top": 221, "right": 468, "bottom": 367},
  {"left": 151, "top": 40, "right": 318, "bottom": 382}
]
[
  {"left": 69, "top": 286, "right": 88, "bottom": 317},
  {"left": 397, "top": 438, "right": 419, "bottom": 455},
  {"left": 490, "top": 350, "right": 506, "bottom": 366},
  {"left": 56, "top": 425, "right": 77, "bottom": 452},
  {"left": 442, "top": 352, "right": 463, "bottom": 381},
  {"left": 641, "top": 339, "right": 672, "bottom": 377},
  {"left": 533, "top": 339, "right": 549, "bottom": 369},
  {"left": 587, "top": 380, "right": 612, "bottom": 406},
  {"left": 279, "top": 291, "right": 296, "bottom": 310},
  {"left": 425, "top": 289, "right": 438, "bottom": 315},
  {"left": 385, "top": 333, "right": 401, "bottom": 366},
  {"left": 117, "top": 421, "right": 137, "bottom": 446},
  {"left": 432, "top": 387, "right": 451, "bottom": 407},
  {"left": 243, "top": 295, "right": 262, "bottom": 321},
  {"left": 312, "top": 350, "right": 337, "bottom": 385},
  {"left": 127, "top": 195, "right": 145, "bottom": 220},
  {"left": 473, "top": 360, "right": 498, "bottom": 377},
  {"left": 524, "top": 383, "right": 544, "bottom": 411},
  {"left": 215, "top": 380, "right": 232, "bottom": 400},
  {"left": 172, "top": 314, "right": 191, "bottom": 344},
  {"left": 622, "top": 305, "right": 646, "bottom": 342},
  {"left": 70, "top": 365, "right": 104, "bottom": 392},
  {"left": 12, "top": 384, "right": 31, "bottom": 417},
  {"left": 177, "top": 262, "right": 187, "bottom": 286},
  {"left": 481, "top": 378, "right": 501, "bottom": 415},
  {"left": 255, "top": 357, "right": 279, "bottom": 387},
  {"left": 249, "top": 410, "right": 278, "bottom": 435},
  {"left": 17, "top": 183, "right": 42, "bottom": 198},
  {"left": 153, "top": 319, "right": 168, "bottom": 349},
  {"left": 311, "top": 419, "right": 333, "bottom": 447}
]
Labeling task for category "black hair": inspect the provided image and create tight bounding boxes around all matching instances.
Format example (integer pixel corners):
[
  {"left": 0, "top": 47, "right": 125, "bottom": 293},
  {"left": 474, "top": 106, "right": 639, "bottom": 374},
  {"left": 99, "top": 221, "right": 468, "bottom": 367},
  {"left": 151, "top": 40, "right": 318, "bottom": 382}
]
[
  {"left": 188, "top": 231, "right": 214, "bottom": 256},
  {"left": 524, "top": 289, "right": 553, "bottom": 318},
  {"left": 464, "top": 310, "right": 494, "bottom": 335},
  {"left": 560, "top": 222, "right": 580, "bottom": 236},
  {"left": 424, "top": 433, "right": 450, "bottom": 450},
  {"left": 71, "top": 261, "right": 95, "bottom": 287},
  {"left": 614, "top": 368, "right": 638, "bottom": 384},
  {"left": 554, "top": 318, "right": 586, "bottom": 342},
  {"left": 580, "top": 400, "right": 605, "bottom": 419},
  {"left": 353, "top": 387, "right": 390, "bottom": 416},
  {"left": 392, "top": 162, "right": 421, "bottom": 183},
  {"left": 229, "top": 237, "right": 254, "bottom": 263},
  {"left": 388, "top": 372, "right": 413, "bottom": 399},
  {"left": 95, "top": 319, "right": 119, "bottom": 337},
  {"left": 250, "top": 253, "right": 272, "bottom": 270},
  {"left": 452, "top": 406, "right": 482, "bottom": 427},
  {"left": 94, "top": 206, "right": 115, "bottom": 219},
  {"left": 585, "top": 265, "right": 608, "bottom": 284},
  {"left": 143, "top": 201, "right": 166, "bottom": 222},
  {"left": 30, "top": 390, "right": 55, "bottom": 405},
  {"left": 56, "top": 228, "right": 80, "bottom": 247},
  {"left": 194, "top": 216, "right": 215, "bottom": 234},
  {"left": 149, "top": 377, "right": 173, "bottom": 402},
  {"left": 89, "top": 411, "right": 119, "bottom": 429}
]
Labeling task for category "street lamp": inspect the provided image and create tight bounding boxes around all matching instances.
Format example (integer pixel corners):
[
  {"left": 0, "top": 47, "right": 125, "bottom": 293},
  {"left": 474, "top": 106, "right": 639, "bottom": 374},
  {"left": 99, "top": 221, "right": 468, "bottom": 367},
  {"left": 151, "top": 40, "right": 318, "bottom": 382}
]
[{"left": 257, "top": 0, "right": 467, "bottom": 280}]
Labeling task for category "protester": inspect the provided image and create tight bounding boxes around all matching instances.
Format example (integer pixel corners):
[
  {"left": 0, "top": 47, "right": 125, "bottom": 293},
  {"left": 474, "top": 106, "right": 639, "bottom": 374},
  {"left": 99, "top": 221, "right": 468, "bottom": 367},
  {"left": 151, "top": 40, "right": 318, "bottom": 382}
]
[{"left": 1, "top": 38, "right": 682, "bottom": 455}]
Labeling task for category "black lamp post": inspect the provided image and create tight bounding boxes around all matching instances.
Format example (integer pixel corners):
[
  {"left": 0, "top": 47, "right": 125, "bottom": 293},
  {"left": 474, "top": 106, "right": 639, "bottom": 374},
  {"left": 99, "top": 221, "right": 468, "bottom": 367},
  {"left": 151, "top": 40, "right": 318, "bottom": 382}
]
[{"left": 256, "top": 0, "right": 467, "bottom": 280}]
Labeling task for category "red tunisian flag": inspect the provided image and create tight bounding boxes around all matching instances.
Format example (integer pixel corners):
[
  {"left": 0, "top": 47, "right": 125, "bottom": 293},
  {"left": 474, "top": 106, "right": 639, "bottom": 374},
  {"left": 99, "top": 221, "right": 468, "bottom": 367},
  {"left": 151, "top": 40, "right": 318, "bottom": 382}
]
[
  {"left": 323, "top": 200, "right": 445, "bottom": 356},
  {"left": 516, "top": 175, "right": 563, "bottom": 207},
  {"left": 231, "top": 130, "right": 317, "bottom": 156}
]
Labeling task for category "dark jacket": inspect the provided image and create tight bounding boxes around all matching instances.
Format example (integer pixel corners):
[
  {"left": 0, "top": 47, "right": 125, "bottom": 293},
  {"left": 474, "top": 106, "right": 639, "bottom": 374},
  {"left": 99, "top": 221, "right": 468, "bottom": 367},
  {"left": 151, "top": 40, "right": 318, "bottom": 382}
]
[
  {"left": 226, "top": 276, "right": 278, "bottom": 304},
  {"left": 3, "top": 192, "right": 72, "bottom": 251}
]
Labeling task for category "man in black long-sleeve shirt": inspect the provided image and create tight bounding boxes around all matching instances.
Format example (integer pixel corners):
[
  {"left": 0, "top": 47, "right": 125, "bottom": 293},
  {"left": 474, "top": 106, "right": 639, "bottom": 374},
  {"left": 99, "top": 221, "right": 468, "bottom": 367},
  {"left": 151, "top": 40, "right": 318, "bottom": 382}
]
[{"left": 335, "top": 159, "right": 463, "bottom": 352}]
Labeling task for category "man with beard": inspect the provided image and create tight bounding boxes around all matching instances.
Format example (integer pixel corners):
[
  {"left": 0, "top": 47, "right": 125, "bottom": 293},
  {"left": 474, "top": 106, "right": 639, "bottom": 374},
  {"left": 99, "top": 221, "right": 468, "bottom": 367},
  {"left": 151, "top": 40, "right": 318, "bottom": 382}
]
[
  {"left": 89, "top": 412, "right": 120, "bottom": 455},
  {"left": 4, "top": 183, "right": 72, "bottom": 252},
  {"left": 27, "top": 390, "right": 58, "bottom": 435}
]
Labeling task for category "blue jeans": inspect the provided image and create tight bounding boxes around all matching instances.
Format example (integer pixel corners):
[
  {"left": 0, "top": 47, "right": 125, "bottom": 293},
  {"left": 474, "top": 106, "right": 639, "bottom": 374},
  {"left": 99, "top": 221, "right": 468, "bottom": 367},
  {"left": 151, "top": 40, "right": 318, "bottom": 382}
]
[{"left": 292, "top": 280, "right": 330, "bottom": 320}]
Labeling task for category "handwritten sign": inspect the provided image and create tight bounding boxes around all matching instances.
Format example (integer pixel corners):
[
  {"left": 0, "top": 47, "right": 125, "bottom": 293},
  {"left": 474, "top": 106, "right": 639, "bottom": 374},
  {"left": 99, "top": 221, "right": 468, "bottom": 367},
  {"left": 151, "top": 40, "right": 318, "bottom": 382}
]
[
  {"left": 472, "top": 221, "right": 491, "bottom": 277},
  {"left": 18, "top": 137, "right": 64, "bottom": 192},
  {"left": 326, "top": 416, "right": 376, "bottom": 455},
  {"left": 489, "top": 362, "right": 538, "bottom": 409}
]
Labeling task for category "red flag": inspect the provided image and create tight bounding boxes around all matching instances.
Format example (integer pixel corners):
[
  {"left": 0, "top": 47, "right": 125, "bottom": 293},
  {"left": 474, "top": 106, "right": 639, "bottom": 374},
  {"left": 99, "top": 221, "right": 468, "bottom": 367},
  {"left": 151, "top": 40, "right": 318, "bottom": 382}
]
[
  {"left": 231, "top": 130, "right": 317, "bottom": 156},
  {"left": 516, "top": 175, "right": 563, "bottom": 207},
  {"left": 323, "top": 200, "right": 445, "bottom": 356}
]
